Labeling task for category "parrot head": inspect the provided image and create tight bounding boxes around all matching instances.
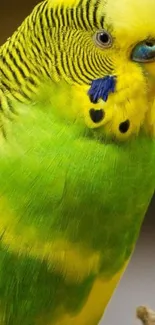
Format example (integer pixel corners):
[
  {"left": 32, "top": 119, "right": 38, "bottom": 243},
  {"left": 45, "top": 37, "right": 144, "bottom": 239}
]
[
  {"left": 36, "top": 0, "right": 155, "bottom": 141},
  {"left": 2, "top": 0, "right": 155, "bottom": 141}
]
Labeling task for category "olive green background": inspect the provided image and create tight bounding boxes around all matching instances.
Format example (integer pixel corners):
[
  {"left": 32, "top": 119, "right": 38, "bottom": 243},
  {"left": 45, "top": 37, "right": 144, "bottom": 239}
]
[{"left": 0, "top": 1, "right": 155, "bottom": 324}]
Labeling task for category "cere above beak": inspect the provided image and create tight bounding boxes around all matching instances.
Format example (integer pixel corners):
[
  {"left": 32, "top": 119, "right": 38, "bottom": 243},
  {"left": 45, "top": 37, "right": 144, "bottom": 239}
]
[{"left": 131, "top": 40, "right": 155, "bottom": 63}]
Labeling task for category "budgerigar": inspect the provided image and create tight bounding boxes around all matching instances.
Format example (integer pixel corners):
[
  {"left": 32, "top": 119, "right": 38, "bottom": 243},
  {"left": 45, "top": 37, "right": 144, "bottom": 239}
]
[{"left": 0, "top": 0, "right": 155, "bottom": 324}]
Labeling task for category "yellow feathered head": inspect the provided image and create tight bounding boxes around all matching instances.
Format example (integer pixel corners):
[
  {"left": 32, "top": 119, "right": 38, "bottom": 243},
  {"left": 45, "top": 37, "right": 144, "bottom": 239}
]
[
  {"left": 43, "top": 0, "right": 155, "bottom": 140},
  {"left": 3, "top": 0, "right": 155, "bottom": 140}
]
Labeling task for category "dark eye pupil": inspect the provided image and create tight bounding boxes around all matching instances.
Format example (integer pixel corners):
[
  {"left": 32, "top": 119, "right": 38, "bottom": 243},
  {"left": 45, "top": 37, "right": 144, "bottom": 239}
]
[
  {"left": 94, "top": 30, "right": 112, "bottom": 48},
  {"left": 99, "top": 32, "right": 109, "bottom": 44}
]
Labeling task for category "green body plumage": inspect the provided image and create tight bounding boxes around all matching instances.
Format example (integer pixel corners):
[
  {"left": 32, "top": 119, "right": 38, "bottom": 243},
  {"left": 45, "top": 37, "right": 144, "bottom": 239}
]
[
  {"left": 0, "top": 0, "right": 155, "bottom": 324},
  {"left": 0, "top": 104, "right": 154, "bottom": 325}
]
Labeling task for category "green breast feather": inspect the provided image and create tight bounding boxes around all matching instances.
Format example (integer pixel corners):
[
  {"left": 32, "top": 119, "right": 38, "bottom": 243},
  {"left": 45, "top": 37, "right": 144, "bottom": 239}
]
[{"left": 0, "top": 102, "right": 154, "bottom": 325}]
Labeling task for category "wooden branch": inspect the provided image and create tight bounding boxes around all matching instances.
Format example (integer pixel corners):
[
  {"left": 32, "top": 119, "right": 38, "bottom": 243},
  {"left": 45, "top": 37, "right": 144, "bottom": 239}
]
[{"left": 137, "top": 306, "right": 155, "bottom": 325}]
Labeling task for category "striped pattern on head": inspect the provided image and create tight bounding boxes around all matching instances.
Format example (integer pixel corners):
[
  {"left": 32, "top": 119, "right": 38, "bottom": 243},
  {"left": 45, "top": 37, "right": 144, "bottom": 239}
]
[{"left": 0, "top": 0, "right": 113, "bottom": 108}]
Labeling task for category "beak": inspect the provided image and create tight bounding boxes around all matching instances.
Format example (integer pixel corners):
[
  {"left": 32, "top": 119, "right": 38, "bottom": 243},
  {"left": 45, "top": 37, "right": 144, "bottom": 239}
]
[
  {"left": 144, "top": 62, "right": 155, "bottom": 99},
  {"left": 144, "top": 61, "right": 155, "bottom": 81}
]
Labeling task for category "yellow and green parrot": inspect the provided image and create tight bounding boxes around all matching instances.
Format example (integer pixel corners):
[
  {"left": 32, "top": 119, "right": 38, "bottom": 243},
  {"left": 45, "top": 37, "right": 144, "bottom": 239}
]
[{"left": 0, "top": 0, "right": 155, "bottom": 324}]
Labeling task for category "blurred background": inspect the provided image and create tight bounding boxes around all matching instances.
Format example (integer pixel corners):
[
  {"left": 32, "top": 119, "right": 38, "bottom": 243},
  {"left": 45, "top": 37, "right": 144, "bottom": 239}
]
[{"left": 0, "top": 1, "right": 155, "bottom": 324}]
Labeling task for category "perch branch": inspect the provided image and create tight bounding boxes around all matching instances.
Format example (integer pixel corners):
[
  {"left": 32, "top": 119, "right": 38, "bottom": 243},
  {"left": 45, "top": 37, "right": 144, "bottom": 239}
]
[{"left": 137, "top": 306, "right": 155, "bottom": 325}]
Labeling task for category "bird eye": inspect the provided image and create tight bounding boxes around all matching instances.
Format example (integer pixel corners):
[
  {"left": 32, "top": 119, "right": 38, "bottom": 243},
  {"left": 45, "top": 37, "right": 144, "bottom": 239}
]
[
  {"left": 131, "top": 40, "right": 155, "bottom": 63},
  {"left": 94, "top": 30, "right": 112, "bottom": 49}
]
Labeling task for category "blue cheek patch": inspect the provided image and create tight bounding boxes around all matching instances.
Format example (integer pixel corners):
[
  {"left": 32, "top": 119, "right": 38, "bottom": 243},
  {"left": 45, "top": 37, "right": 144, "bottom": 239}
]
[{"left": 88, "top": 75, "right": 116, "bottom": 104}]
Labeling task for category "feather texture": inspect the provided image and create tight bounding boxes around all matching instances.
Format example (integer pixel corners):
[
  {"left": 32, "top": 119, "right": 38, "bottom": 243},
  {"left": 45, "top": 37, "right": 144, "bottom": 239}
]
[{"left": 0, "top": 0, "right": 155, "bottom": 324}]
